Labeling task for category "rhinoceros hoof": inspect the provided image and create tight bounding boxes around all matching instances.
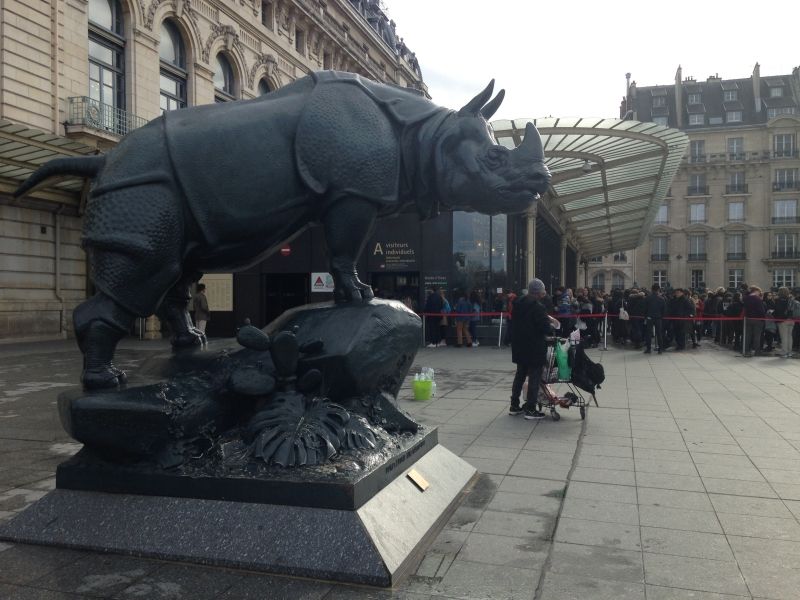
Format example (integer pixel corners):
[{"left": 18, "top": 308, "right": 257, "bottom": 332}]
[
  {"left": 110, "top": 365, "right": 128, "bottom": 385},
  {"left": 81, "top": 368, "right": 122, "bottom": 390}
]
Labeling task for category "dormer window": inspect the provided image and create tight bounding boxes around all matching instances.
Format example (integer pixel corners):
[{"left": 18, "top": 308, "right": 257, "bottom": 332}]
[
  {"left": 723, "top": 90, "right": 738, "bottom": 102},
  {"left": 770, "top": 87, "right": 784, "bottom": 98},
  {"left": 653, "top": 96, "right": 666, "bottom": 108},
  {"left": 688, "top": 93, "right": 702, "bottom": 105}
]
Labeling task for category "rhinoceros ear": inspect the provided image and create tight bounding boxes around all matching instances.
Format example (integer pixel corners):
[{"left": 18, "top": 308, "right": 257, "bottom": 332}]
[
  {"left": 480, "top": 89, "right": 505, "bottom": 120},
  {"left": 458, "top": 80, "right": 495, "bottom": 117}
]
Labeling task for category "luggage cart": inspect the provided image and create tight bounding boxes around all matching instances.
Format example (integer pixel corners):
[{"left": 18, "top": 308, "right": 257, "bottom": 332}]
[{"left": 538, "top": 337, "right": 599, "bottom": 421}]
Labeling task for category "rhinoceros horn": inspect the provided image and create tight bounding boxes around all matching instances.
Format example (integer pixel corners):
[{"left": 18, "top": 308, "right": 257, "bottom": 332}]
[
  {"left": 458, "top": 80, "right": 495, "bottom": 117},
  {"left": 480, "top": 89, "right": 505, "bottom": 120},
  {"left": 514, "top": 122, "right": 545, "bottom": 162}
]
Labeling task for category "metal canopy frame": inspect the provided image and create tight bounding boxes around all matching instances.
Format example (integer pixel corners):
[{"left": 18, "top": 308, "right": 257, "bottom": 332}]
[
  {"left": 0, "top": 119, "right": 97, "bottom": 209},
  {"left": 491, "top": 117, "right": 688, "bottom": 258}
]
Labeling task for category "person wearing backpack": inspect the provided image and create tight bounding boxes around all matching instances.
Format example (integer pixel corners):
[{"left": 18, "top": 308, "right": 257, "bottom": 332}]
[{"left": 775, "top": 287, "right": 797, "bottom": 358}]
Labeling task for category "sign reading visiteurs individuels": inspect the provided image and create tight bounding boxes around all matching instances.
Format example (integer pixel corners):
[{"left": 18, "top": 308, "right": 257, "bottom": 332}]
[
  {"left": 311, "top": 272, "right": 335, "bottom": 293},
  {"left": 369, "top": 240, "right": 419, "bottom": 271}
]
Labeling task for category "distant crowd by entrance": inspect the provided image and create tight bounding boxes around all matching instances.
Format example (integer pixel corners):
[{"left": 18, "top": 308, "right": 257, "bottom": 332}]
[{"left": 418, "top": 283, "right": 800, "bottom": 358}]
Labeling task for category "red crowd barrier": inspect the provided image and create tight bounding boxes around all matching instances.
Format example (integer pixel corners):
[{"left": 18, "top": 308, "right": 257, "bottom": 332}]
[{"left": 419, "top": 311, "right": 800, "bottom": 323}]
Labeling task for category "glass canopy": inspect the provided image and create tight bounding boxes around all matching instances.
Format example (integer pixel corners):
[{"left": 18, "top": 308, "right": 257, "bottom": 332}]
[{"left": 491, "top": 117, "right": 688, "bottom": 258}]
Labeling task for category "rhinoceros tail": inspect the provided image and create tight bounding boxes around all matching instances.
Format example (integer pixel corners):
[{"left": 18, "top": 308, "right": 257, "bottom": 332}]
[{"left": 14, "top": 155, "right": 105, "bottom": 198}]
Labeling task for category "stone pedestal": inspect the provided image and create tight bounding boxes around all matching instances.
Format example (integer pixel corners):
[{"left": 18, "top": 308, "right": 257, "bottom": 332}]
[
  {"left": 0, "top": 299, "right": 475, "bottom": 587},
  {"left": 0, "top": 445, "right": 476, "bottom": 587}
]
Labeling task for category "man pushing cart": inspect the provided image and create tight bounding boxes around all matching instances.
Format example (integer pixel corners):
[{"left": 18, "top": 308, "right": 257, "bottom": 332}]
[
  {"left": 509, "top": 277, "right": 603, "bottom": 421},
  {"left": 508, "top": 278, "right": 562, "bottom": 419}
]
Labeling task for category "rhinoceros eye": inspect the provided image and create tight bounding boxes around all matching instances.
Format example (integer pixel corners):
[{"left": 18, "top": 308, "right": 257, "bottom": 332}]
[{"left": 486, "top": 146, "right": 508, "bottom": 169}]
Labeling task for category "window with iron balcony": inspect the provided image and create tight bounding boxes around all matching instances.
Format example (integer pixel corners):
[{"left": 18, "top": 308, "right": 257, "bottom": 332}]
[
  {"left": 727, "top": 201, "right": 745, "bottom": 222},
  {"left": 689, "top": 203, "right": 706, "bottom": 223},
  {"left": 772, "top": 199, "right": 798, "bottom": 224},
  {"left": 773, "top": 134, "right": 797, "bottom": 158}
]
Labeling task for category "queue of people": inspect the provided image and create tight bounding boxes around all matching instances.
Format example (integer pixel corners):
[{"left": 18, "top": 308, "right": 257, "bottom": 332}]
[
  {"left": 571, "top": 283, "right": 800, "bottom": 358},
  {"left": 420, "top": 282, "right": 800, "bottom": 358}
]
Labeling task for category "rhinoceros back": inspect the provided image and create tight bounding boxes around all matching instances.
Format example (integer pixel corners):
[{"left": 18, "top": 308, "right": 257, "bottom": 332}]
[{"left": 163, "top": 77, "right": 315, "bottom": 248}]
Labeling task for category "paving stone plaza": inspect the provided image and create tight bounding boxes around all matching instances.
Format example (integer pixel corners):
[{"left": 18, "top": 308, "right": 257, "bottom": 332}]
[{"left": 1, "top": 339, "right": 799, "bottom": 599}]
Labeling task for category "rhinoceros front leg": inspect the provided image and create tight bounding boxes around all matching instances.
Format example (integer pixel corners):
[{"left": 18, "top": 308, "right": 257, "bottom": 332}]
[{"left": 322, "top": 197, "right": 377, "bottom": 303}]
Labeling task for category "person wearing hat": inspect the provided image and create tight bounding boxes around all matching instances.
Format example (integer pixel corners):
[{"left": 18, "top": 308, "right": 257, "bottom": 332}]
[{"left": 509, "top": 278, "right": 559, "bottom": 419}]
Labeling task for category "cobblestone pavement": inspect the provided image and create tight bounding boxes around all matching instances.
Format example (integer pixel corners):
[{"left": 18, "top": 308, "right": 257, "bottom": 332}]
[{"left": 0, "top": 338, "right": 798, "bottom": 599}]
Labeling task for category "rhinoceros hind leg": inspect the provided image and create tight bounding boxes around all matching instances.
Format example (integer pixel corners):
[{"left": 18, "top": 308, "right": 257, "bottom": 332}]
[
  {"left": 323, "top": 197, "right": 377, "bottom": 303},
  {"left": 73, "top": 293, "right": 136, "bottom": 389},
  {"left": 156, "top": 272, "right": 207, "bottom": 350}
]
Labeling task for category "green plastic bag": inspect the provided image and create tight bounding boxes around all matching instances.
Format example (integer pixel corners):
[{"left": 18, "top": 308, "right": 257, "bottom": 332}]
[{"left": 555, "top": 340, "right": 571, "bottom": 380}]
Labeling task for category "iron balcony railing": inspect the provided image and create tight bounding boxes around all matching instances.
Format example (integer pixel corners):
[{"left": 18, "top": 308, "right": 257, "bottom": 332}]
[
  {"left": 771, "top": 216, "right": 800, "bottom": 224},
  {"left": 687, "top": 186, "right": 709, "bottom": 196},
  {"left": 689, "top": 154, "right": 706, "bottom": 164},
  {"left": 67, "top": 96, "right": 147, "bottom": 137},
  {"left": 773, "top": 149, "right": 799, "bottom": 159},
  {"left": 687, "top": 253, "right": 707, "bottom": 261},
  {"left": 726, "top": 252, "right": 746, "bottom": 260},
  {"left": 771, "top": 251, "right": 800, "bottom": 259},
  {"left": 725, "top": 184, "right": 748, "bottom": 194},
  {"left": 773, "top": 182, "right": 800, "bottom": 192},
  {"left": 613, "top": 255, "right": 628, "bottom": 263},
  {"left": 650, "top": 253, "right": 669, "bottom": 261}
]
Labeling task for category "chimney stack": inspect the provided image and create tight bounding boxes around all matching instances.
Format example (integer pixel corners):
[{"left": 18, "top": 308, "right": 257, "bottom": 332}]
[{"left": 753, "top": 62, "right": 761, "bottom": 113}]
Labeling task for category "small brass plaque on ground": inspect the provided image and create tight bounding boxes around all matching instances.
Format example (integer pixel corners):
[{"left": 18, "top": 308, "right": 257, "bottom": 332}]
[{"left": 406, "top": 469, "right": 429, "bottom": 492}]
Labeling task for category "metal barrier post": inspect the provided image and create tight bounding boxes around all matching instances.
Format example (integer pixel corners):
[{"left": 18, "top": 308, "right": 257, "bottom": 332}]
[
  {"left": 601, "top": 312, "right": 609, "bottom": 351},
  {"left": 497, "top": 312, "right": 504, "bottom": 348},
  {"left": 422, "top": 314, "right": 426, "bottom": 348}
]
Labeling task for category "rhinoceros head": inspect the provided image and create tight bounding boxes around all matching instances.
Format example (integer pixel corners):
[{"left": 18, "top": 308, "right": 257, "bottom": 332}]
[{"left": 435, "top": 81, "right": 550, "bottom": 215}]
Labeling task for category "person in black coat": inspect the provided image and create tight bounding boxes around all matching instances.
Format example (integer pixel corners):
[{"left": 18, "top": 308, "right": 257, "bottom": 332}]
[
  {"left": 510, "top": 278, "right": 557, "bottom": 419},
  {"left": 668, "top": 288, "right": 694, "bottom": 351},
  {"left": 423, "top": 287, "right": 443, "bottom": 347},
  {"left": 627, "top": 290, "right": 646, "bottom": 349},
  {"left": 643, "top": 284, "right": 666, "bottom": 354}
]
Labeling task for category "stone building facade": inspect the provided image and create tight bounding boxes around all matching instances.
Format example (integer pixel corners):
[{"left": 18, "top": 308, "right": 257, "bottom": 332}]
[
  {"left": 0, "top": 0, "right": 425, "bottom": 340},
  {"left": 588, "top": 64, "right": 800, "bottom": 293},
  {"left": 577, "top": 251, "right": 636, "bottom": 294}
]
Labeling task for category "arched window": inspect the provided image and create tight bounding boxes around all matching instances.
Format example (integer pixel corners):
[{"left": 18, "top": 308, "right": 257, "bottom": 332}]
[
  {"left": 612, "top": 272, "right": 625, "bottom": 290},
  {"left": 88, "top": 0, "right": 125, "bottom": 115},
  {"left": 213, "top": 54, "right": 235, "bottom": 102},
  {"left": 159, "top": 20, "right": 187, "bottom": 112},
  {"left": 591, "top": 272, "right": 605, "bottom": 291},
  {"left": 258, "top": 78, "right": 272, "bottom": 96}
]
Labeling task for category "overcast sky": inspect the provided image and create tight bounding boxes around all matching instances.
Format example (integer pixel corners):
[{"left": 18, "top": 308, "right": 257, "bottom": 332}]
[{"left": 384, "top": 0, "right": 797, "bottom": 121}]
